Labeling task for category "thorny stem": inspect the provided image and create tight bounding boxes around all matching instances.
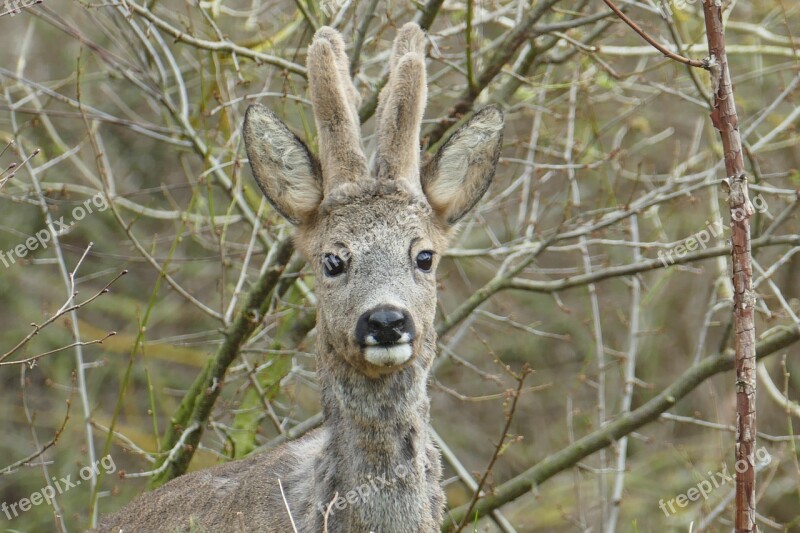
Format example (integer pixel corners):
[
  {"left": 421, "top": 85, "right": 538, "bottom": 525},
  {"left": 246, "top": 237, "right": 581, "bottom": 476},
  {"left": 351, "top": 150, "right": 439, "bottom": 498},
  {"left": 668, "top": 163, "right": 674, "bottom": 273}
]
[
  {"left": 453, "top": 366, "right": 531, "bottom": 533},
  {"left": 700, "top": 1, "right": 757, "bottom": 530}
]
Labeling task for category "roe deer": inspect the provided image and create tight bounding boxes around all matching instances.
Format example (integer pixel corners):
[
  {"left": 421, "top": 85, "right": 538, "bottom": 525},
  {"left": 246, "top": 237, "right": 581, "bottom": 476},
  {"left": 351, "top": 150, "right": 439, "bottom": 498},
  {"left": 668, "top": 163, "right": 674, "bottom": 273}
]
[{"left": 97, "top": 22, "right": 503, "bottom": 532}]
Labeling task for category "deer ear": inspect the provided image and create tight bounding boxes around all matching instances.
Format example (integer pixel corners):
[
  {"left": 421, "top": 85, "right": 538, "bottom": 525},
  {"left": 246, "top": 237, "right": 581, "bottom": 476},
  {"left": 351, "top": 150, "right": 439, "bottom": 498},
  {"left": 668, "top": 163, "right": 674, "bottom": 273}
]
[
  {"left": 421, "top": 106, "right": 503, "bottom": 225},
  {"left": 243, "top": 104, "right": 323, "bottom": 224}
]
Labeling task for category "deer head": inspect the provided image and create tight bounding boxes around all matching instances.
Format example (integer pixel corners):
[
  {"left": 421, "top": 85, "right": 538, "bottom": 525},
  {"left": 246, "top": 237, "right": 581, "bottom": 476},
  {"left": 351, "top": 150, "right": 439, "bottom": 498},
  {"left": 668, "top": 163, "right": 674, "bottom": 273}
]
[{"left": 243, "top": 23, "right": 503, "bottom": 379}]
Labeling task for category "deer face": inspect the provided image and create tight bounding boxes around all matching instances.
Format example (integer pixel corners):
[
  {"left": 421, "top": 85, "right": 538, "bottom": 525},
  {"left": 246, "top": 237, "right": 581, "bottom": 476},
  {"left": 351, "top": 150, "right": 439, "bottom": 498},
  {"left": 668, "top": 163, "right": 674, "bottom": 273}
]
[
  {"left": 243, "top": 24, "right": 503, "bottom": 377},
  {"left": 301, "top": 190, "right": 446, "bottom": 376}
]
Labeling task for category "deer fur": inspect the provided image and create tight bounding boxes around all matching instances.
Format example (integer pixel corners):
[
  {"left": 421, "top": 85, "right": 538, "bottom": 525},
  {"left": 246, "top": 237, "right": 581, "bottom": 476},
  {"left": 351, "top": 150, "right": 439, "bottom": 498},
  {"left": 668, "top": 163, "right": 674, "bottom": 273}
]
[{"left": 96, "top": 22, "right": 503, "bottom": 532}]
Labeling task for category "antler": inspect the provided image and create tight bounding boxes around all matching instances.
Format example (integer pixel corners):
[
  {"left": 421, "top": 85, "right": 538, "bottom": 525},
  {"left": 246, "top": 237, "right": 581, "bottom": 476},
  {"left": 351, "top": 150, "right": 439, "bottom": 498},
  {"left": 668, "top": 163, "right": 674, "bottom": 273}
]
[
  {"left": 375, "top": 23, "right": 428, "bottom": 192},
  {"left": 307, "top": 24, "right": 428, "bottom": 194},
  {"left": 307, "top": 27, "right": 368, "bottom": 193}
]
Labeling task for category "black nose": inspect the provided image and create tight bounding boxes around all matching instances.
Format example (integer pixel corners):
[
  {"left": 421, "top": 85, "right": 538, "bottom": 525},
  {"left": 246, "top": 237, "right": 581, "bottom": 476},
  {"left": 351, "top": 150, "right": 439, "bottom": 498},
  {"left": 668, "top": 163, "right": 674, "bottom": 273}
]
[{"left": 356, "top": 306, "right": 415, "bottom": 346}]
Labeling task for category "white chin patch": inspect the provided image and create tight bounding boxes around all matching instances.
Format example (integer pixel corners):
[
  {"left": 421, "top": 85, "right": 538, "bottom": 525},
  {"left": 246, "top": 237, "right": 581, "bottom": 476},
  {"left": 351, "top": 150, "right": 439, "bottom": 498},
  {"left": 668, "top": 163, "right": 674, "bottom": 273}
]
[{"left": 364, "top": 344, "right": 413, "bottom": 367}]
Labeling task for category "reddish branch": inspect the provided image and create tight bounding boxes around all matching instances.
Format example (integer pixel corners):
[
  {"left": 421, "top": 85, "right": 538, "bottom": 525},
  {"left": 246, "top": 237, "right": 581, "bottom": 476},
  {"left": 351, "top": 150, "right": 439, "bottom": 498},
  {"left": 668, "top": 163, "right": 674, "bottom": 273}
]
[
  {"left": 700, "top": 2, "right": 757, "bottom": 531},
  {"left": 596, "top": 2, "right": 758, "bottom": 529}
]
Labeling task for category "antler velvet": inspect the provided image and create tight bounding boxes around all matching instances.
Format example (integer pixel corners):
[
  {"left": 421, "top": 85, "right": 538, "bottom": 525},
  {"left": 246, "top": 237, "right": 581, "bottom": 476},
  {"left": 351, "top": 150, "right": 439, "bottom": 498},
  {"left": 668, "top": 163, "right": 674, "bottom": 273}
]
[
  {"left": 307, "top": 27, "right": 368, "bottom": 192},
  {"left": 375, "top": 23, "right": 428, "bottom": 192},
  {"left": 307, "top": 23, "right": 428, "bottom": 195}
]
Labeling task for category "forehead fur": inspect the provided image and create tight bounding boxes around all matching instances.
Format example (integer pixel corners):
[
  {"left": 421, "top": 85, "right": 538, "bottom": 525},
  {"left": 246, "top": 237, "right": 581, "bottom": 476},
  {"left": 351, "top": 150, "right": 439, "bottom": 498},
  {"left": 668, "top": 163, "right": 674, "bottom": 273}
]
[
  {"left": 318, "top": 177, "right": 417, "bottom": 215},
  {"left": 295, "top": 178, "right": 448, "bottom": 256}
]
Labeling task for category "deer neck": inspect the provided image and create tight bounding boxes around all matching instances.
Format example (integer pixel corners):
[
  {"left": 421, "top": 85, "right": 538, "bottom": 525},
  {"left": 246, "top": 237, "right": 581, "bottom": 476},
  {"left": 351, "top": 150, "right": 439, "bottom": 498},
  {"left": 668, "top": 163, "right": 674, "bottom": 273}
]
[
  {"left": 313, "top": 324, "right": 437, "bottom": 499},
  {"left": 317, "top": 336, "right": 434, "bottom": 472},
  {"left": 307, "top": 319, "right": 442, "bottom": 532}
]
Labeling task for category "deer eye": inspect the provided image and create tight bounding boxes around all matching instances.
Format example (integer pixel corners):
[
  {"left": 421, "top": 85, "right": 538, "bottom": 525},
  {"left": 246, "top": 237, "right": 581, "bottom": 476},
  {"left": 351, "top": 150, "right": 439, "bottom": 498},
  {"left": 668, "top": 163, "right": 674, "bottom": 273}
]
[
  {"left": 415, "top": 251, "right": 434, "bottom": 272},
  {"left": 323, "top": 253, "right": 346, "bottom": 277}
]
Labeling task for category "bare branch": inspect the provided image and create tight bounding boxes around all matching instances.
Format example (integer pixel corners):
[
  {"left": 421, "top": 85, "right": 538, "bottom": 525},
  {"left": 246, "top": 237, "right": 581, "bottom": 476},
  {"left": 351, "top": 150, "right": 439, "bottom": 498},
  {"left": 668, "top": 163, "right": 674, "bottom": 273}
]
[{"left": 121, "top": 0, "right": 307, "bottom": 77}]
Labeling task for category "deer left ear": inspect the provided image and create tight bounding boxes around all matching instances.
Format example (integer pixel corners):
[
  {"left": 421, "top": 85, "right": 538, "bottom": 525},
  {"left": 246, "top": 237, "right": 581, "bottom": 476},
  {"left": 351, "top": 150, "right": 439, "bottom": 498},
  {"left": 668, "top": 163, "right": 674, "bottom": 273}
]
[
  {"left": 421, "top": 106, "right": 503, "bottom": 225},
  {"left": 243, "top": 104, "right": 323, "bottom": 225}
]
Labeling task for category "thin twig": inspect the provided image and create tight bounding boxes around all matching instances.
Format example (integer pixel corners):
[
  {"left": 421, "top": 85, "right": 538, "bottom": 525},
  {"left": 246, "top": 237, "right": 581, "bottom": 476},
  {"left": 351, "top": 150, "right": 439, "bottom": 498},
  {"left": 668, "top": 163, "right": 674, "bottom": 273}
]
[
  {"left": 0, "top": 332, "right": 116, "bottom": 367},
  {"left": 1, "top": 398, "right": 71, "bottom": 474},
  {"left": 453, "top": 365, "right": 531, "bottom": 533},
  {"left": 601, "top": 0, "right": 707, "bottom": 68},
  {"left": 121, "top": 0, "right": 307, "bottom": 77},
  {"left": 0, "top": 269, "right": 124, "bottom": 363},
  {"left": 278, "top": 478, "right": 299, "bottom": 533}
]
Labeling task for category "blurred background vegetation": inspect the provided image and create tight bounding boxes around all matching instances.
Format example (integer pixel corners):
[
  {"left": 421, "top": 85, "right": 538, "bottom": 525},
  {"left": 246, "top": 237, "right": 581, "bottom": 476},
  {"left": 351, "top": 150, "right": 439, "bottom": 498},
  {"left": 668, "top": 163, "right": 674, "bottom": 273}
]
[{"left": 0, "top": 0, "right": 798, "bottom": 531}]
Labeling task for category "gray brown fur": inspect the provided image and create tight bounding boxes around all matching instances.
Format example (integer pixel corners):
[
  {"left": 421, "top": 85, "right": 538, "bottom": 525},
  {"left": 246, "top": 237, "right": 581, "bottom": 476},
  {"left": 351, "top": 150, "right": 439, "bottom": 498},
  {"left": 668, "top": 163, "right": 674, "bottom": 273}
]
[{"left": 97, "top": 22, "right": 503, "bottom": 533}]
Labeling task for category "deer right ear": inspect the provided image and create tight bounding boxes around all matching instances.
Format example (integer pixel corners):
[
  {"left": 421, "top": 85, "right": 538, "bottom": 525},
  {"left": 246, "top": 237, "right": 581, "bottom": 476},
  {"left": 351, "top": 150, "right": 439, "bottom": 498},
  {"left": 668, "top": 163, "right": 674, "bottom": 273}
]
[
  {"left": 243, "top": 104, "right": 323, "bottom": 225},
  {"left": 421, "top": 106, "right": 503, "bottom": 226}
]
